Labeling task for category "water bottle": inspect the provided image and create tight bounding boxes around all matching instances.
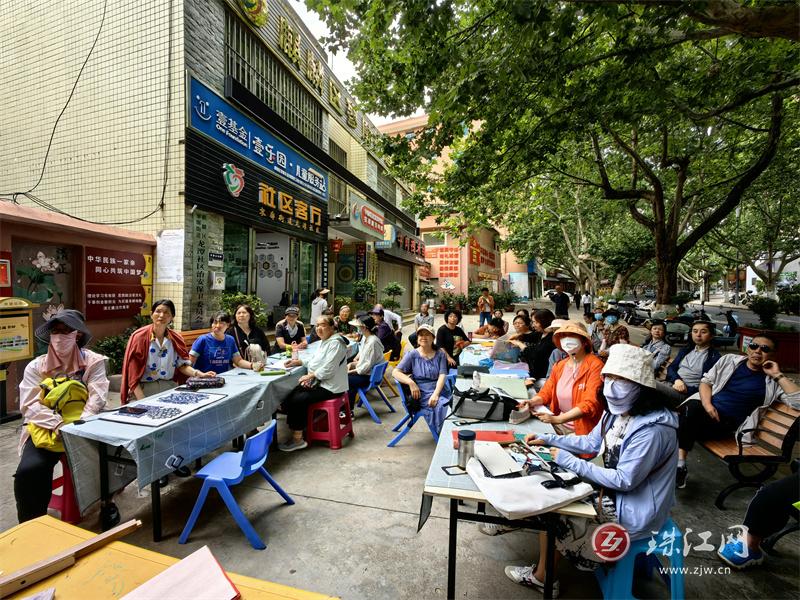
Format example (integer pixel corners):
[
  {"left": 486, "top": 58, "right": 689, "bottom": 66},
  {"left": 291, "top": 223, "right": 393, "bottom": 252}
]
[
  {"left": 291, "top": 341, "right": 299, "bottom": 361},
  {"left": 472, "top": 370, "right": 481, "bottom": 390},
  {"left": 457, "top": 430, "right": 476, "bottom": 469}
]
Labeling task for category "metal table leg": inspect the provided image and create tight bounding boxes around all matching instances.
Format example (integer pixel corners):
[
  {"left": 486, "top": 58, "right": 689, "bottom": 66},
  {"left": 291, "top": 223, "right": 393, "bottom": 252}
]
[
  {"left": 447, "top": 498, "right": 458, "bottom": 600},
  {"left": 151, "top": 477, "right": 162, "bottom": 542},
  {"left": 544, "top": 518, "right": 557, "bottom": 599}
]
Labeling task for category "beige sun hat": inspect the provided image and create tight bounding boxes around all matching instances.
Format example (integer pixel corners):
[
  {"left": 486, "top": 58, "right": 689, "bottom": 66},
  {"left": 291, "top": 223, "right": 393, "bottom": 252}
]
[
  {"left": 545, "top": 318, "right": 569, "bottom": 332},
  {"left": 552, "top": 320, "right": 592, "bottom": 351},
  {"left": 416, "top": 323, "right": 435, "bottom": 336},
  {"left": 601, "top": 344, "right": 657, "bottom": 389}
]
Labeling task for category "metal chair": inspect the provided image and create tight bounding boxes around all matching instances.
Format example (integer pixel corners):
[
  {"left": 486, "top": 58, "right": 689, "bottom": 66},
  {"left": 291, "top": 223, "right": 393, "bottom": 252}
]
[
  {"left": 354, "top": 361, "right": 395, "bottom": 424},
  {"left": 179, "top": 420, "right": 294, "bottom": 549},
  {"left": 388, "top": 378, "right": 441, "bottom": 447}
]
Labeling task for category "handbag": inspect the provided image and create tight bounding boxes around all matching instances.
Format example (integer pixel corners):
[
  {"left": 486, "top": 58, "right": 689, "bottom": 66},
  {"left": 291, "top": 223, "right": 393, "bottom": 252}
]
[
  {"left": 457, "top": 365, "right": 490, "bottom": 378},
  {"left": 27, "top": 376, "right": 88, "bottom": 453},
  {"left": 450, "top": 387, "right": 517, "bottom": 422}
]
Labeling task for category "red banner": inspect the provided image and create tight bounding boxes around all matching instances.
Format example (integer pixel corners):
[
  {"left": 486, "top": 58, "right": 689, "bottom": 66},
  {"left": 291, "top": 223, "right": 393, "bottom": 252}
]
[
  {"left": 85, "top": 284, "right": 145, "bottom": 319},
  {"left": 85, "top": 247, "right": 146, "bottom": 285}
]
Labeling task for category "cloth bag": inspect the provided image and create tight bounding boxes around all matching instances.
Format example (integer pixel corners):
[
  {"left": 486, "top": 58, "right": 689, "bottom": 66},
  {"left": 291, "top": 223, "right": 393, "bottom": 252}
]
[{"left": 466, "top": 457, "right": 594, "bottom": 519}]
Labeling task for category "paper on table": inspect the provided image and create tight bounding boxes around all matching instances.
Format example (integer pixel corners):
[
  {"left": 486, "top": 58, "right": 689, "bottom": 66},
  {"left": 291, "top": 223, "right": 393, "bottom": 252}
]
[
  {"left": 532, "top": 405, "right": 554, "bottom": 415},
  {"left": 121, "top": 545, "right": 239, "bottom": 600}
]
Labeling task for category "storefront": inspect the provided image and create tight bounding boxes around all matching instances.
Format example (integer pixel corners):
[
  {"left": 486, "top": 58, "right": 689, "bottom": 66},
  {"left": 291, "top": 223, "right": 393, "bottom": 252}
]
[
  {"left": 375, "top": 225, "right": 427, "bottom": 311},
  {"left": 186, "top": 77, "right": 328, "bottom": 326}
]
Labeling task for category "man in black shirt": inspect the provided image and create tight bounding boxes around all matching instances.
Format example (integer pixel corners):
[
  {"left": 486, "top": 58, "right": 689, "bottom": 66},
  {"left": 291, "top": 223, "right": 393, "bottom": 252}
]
[{"left": 550, "top": 284, "right": 570, "bottom": 319}]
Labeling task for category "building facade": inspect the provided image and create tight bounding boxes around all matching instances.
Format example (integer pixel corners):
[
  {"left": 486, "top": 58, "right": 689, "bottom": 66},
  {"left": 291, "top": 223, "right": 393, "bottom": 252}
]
[{"left": 0, "top": 0, "right": 420, "bottom": 336}]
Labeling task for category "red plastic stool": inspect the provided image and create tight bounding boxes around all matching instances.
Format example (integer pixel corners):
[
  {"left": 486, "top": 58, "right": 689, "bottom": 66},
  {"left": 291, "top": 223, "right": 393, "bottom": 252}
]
[
  {"left": 48, "top": 455, "right": 81, "bottom": 523},
  {"left": 306, "top": 393, "right": 354, "bottom": 450}
]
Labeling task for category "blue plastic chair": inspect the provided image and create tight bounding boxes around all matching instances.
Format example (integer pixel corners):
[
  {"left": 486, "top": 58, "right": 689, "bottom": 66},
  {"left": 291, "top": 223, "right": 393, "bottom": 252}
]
[
  {"left": 388, "top": 378, "right": 444, "bottom": 447},
  {"left": 595, "top": 517, "right": 685, "bottom": 600},
  {"left": 178, "top": 421, "right": 294, "bottom": 550},
  {"left": 354, "top": 362, "right": 395, "bottom": 424}
]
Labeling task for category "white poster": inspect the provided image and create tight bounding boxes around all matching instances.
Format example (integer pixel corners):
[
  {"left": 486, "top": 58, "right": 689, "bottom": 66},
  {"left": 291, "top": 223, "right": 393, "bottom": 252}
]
[
  {"left": 156, "top": 229, "right": 185, "bottom": 283},
  {"left": 255, "top": 232, "right": 289, "bottom": 308}
]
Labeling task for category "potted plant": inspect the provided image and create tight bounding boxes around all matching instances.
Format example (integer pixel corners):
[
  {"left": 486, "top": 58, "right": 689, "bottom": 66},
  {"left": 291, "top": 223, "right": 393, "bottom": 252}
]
[
  {"left": 454, "top": 293, "right": 468, "bottom": 312},
  {"left": 420, "top": 284, "right": 437, "bottom": 308},
  {"left": 381, "top": 281, "right": 406, "bottom": 312},
  {"left": 352, "top": 278, "right": 377, "bottom": 310},
  {"left": 439, "top": 292, "right": 457, "bottom": 312},
  {"left": 739, "top": 296, "right": 799, "bottom": 372}
]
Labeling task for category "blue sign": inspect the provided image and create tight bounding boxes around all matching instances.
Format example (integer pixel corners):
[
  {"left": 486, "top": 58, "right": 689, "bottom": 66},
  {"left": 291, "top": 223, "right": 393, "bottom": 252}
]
[{"left": 189, "top": 77, "right": 328, "bottom": 201}]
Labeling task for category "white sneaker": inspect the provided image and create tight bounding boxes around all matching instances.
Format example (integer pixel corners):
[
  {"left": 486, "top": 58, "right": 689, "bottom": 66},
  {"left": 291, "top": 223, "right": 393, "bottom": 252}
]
[
  {"left": 278, "top": 439, "right": 308, "bottom": 452},
  {"left": 504, "top": 564, "right": 560, "bottom": 597},
  {"left": 478, "top": 522, "right": 516, "bottom": 536}
]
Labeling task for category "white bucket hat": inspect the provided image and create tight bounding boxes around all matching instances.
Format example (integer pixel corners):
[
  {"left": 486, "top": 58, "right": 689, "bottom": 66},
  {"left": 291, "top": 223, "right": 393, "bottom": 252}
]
[{"left": 601, "top": 344, "right": 657, "bottom": 389}]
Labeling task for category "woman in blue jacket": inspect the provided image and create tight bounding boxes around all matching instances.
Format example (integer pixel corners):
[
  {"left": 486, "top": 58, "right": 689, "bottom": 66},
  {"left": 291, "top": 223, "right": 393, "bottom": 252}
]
[{"left": 505, "top": 344, "right": 678, "bottom": 595}]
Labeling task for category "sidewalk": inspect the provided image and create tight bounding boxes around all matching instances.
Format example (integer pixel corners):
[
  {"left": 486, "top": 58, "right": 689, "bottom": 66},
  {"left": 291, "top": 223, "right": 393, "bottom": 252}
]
[{"left": 0, "top": 308, "right": 797, "bottom": 599}]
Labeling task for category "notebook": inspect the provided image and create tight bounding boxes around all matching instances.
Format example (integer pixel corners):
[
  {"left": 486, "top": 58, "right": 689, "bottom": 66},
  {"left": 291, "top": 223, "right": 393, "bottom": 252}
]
[
  {"left": 481, "top": 374, "right": 529, "bottom": 400},
  {"left": 121, "top": 545, "right": 240, "bottom": 600},
  {"left": 474, "top": 441, "right": 523, "bottom": 476}
]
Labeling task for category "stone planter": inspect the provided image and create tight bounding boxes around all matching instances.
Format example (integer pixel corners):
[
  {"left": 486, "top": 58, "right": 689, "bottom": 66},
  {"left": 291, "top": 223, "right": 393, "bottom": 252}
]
[{"left": 738, "top": 326, "right": 800, "bottom": 373}]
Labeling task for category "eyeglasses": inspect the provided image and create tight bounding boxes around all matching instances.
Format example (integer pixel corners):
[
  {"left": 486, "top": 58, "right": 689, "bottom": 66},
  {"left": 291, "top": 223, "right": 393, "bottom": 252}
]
[{"left": 748, "top": 342, "right": 774, "bottom": 352}]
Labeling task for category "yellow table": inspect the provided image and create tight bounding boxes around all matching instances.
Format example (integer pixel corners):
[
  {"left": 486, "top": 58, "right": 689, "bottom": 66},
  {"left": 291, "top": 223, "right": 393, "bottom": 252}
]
[{"left": 0, "top": 516, "right": 336, "bottom": 599}]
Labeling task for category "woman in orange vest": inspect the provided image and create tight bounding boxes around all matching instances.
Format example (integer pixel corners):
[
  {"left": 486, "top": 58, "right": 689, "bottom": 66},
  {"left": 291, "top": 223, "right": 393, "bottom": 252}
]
[{"left": 519, "top": 321, "right": 603, "bottom": 436}]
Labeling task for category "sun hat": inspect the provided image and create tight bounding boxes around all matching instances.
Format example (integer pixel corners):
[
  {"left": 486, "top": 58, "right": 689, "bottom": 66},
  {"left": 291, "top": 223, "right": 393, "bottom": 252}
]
[
  {"left": 285, "top": 306, "right": 300, "bottom": 315},
  {"left": 369, "top": 307, "right": 384, "bottom": 316},
  {"left": 545, "top": 318, "right": 568, "bottom": 332},
  {"left": 601, "top": 344, "right": 657, "bottom": 389},
  {"left": 552, "top": 320, "right": 592, "bottom": 351},
  {"left": 416, "top": 323, "right": 435, "bottom": 336},
  {"left": 35, "top": 309, "right": 92, "bottom": 347},
  {"left": 319, "top": 288, "right": 330, "bottom": 295}
]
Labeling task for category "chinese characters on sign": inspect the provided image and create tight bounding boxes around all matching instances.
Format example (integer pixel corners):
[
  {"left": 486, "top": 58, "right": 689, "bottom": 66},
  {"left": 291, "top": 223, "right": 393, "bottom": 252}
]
[
  {"left": 190, "top": 77, "right": 328, "bottom": 201},
  {"left": 258, "top": 180, "right": 324, "bottom": 235},
  {"left": 468, "top": 238, "right": 481, "bottom": 266},
  {"left": 427, "top": 247, "right": 461, "bottom": 279},
  {"left": 193, "top": 212, "right": 208, "bottom": 328},
  {"left": 85, "top": 286, "right": 146, "bottom": 320},
  {"left": 355, "top": 244, "right": 367, "bottom": 281},
  {"left": 84, "top": 248, "right": 146, "bottom": 285},
  {"left": 84, "top": 247, "right": 149, "bottom": 320}
]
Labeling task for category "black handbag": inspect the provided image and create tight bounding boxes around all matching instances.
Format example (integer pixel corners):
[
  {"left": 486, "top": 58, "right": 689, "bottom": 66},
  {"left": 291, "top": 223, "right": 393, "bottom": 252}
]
[
  {"left": 449, "top": 387, "right": 517, "bottom": 422},
  {"left": 457, "top": 365, "right": 490, "bottom": 378}
]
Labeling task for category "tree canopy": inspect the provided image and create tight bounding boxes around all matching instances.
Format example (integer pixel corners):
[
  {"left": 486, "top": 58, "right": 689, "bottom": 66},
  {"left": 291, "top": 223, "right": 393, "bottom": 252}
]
[{"left": 309, "top": 0, "right": 799, "bottom": 304}]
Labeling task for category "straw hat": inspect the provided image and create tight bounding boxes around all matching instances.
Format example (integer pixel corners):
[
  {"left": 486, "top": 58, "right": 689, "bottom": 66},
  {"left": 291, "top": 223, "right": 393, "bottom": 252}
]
[
  {"left": 545, "top": 318, "right": 569, "bottom": 332},
  {"left": 601, "top": 344, "right": 657, "bottom": 389},
  {"left": 552, "top": 320, "right": 592, "bottom": 351}
]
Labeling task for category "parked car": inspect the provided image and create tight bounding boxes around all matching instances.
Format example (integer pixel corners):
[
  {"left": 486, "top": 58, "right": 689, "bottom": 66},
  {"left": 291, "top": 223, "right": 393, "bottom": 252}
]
[{"left": 644, "top": 290, "right": 656, "bottom": 299}]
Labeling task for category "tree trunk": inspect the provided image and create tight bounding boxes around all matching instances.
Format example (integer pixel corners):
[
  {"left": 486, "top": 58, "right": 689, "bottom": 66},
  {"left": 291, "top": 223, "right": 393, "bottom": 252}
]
[{"left": 656, "top": 258, "right": 679, "bottom": 308}]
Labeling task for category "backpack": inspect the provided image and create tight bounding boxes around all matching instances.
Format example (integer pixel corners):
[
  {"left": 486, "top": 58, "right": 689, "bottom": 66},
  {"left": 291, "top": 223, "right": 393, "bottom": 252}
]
[{"left": 27, "top": 376, "right": 89, "bottom": 453}]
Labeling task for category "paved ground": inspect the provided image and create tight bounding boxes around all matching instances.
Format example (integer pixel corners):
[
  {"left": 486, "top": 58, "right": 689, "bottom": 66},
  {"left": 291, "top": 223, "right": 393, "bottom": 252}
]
[{"left": 1, "top": 308, "right": 797, "bottom": 599}]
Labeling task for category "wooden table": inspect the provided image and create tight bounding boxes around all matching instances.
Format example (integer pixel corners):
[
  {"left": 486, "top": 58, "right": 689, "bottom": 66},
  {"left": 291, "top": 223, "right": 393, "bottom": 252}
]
[{"left": 0, "top": 516, "right": 336, "bottom": 599}]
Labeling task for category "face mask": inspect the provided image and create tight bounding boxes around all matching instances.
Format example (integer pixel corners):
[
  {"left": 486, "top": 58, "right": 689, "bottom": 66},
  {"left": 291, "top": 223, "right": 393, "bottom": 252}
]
[
  {"left": 50, "top": 331, "right": 79, "bottom": 355},
  {"left": 605, "top": 316, "right": 618, "bottom": 325},
  {"left": 594, "top": 313, "right": 603, "bottom": 321},
  {"left": 560, "top": 337, "right": 582, "bottom": 354},
  {"left": 603, "top": 379, "right": 641, "bottom": 415}
]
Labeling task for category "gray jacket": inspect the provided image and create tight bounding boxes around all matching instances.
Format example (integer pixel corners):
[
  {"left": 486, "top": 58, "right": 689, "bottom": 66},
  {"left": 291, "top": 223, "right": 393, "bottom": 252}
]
[
  {"left": 642, "top": 339, "right": 671, "bottom": 372},
  {"left": 686, "top": 354, "right": 800, "bottom": 444}
]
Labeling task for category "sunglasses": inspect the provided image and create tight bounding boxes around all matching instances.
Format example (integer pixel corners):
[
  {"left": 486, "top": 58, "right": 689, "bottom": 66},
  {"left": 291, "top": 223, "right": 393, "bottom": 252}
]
[{"left": 748, "top": 342, "right": 774, "bottom": 352}]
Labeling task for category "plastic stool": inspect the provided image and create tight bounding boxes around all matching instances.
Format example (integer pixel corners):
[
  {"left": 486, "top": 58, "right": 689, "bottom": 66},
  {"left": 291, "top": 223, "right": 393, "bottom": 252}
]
[
  {"left": 306, "top": 393, "right": 354, "bottom": 450},
  {"left": 48, "top": 455, "right": 81, "bottom": 524},
  {"left": 595, "top": 517, "right": 684, "bottom": 600}
]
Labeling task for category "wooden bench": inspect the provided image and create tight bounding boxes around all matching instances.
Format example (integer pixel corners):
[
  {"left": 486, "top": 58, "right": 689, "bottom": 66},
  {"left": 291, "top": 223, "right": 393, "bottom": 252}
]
[
  {"left": 700, "top": 401, "right": 800, "bottom": 509},
  {"left": 177, "top": 328, "right": 210, "bottom": 348}
]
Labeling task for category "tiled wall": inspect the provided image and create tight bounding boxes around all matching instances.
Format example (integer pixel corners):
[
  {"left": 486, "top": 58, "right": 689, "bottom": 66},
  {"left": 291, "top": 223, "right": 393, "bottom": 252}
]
[{"left": 0, "top": 0, "right": 188, "bottom": 323}]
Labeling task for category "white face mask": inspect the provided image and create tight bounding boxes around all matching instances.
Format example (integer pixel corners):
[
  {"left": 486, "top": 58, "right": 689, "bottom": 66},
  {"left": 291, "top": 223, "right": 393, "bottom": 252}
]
[
  {"left": 603, "top": 379, "right": 641, "bottom": 415},
  {"left": 560, "top": 337, "right": 582, "bottom": 354}
]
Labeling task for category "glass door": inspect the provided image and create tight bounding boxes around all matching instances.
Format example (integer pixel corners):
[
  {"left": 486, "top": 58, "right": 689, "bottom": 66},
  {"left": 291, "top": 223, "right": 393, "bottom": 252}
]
[{"left": 287, "top": 238, "right": 317, "bottom": 323}]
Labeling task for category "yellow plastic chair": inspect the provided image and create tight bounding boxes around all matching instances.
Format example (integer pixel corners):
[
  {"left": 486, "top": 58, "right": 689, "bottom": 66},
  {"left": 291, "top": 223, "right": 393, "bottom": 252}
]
[{"left": 381, "top": 340, "right": 407, "bottom": 397}]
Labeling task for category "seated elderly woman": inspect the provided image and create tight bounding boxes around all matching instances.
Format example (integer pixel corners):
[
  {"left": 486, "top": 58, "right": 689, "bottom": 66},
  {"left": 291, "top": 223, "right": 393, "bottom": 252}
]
[
  {"left": 190, "top": 312, "right": 264, "bottom": 373},
  {"left": 14, "top": 310, "right": 108, "bottom": 523},
  {"left": 506, "top": 345, "right": 678, "bottom": 593},
  {"left": 122, "top": 299, "right": 215, "bottom": 404},
  {"left": 334, "top": 305, "right": 357, "bottom": 337},
  {"left": 346, "top": 315, "right": 385, "bottom": 409},
  {"left": 273, "top": 306, "right": 308, "bottom": 353},
  {"left": 392, "top": 324, "right": 451, "bottom": 435},
  {"left": 280, "top": 315, "right": 350, "bottom": 451},
  {"left": 473, "top": 317, "right": 508, "bottom": 340}
]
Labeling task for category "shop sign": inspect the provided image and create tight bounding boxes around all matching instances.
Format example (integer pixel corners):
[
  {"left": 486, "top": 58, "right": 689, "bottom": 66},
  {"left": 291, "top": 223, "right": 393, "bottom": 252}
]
[
  {"left": 208, "top": 252, "right": 224, "bottom": 268},
  {"left": 375, "top": 224, "right": 396, "bottom": 249},
  {"left": 321, "top": 245, "right": 329, "bottom": 288},
  {"left": 189, "top": 77, "right": 328, "bottom": 201},
  {"left": 85, "top": 247, "right": 147, "bottom": 285},
  {"left": 85, "top": 285, "right": 146, "bottom": 320},
  {"left": 355, "top": 244, "right": 367, "bottom": 280},
  {"left": 468, "top": 238, "right": 481, "bottom": 266},
  {"left": 348, "top": 190, "right": 385, "bottom": 239},
  {"left": 395, "top": 230, "right": 426, "bottom": 259},
  {"left": 0, "top": 258, "right": 10, "bottom": 288},
  {"left": 238, "top": 0, "right": 268, "bottom": 27}
]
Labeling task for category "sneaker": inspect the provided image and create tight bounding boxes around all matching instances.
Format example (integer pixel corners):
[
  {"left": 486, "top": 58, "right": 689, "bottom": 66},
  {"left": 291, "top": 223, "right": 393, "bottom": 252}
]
[
  {"left": 478, "top": 522, "right": 517, "bottom": 536},
  {"left": 717, "top": 540, "right": 764, "bottom": 570},
  {"left": 278, "top": 439, "right": 308, "bottom": 452},
  {"left": 676, "top": 466, "right": 688, "bottom": 489},
  {"left": 504, "top": 564, "right": 560, "bottom": 597}
]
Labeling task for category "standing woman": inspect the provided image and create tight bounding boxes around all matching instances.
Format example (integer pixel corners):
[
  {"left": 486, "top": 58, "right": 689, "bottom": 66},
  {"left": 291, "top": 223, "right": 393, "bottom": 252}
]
[
  {"left": 122, "top": 299, "right": 214, "bottom": 404},
  {"left": 310, "top": 287, "right": 330, "bottom": 324},
  {"left": 228, "top": 304, "right": 269, "bottom": 363},
  {"left": 346, "top": 315, "right": 385, "bottom": 409},
  {"left": 436, "top": 309, "right": 470, "bottom": 367},
  {"left": 281, "top": 315, "right": 349, "bottom": 451},
  {"left": 190, "top": 312, "right": 264, "bottom": 373}
]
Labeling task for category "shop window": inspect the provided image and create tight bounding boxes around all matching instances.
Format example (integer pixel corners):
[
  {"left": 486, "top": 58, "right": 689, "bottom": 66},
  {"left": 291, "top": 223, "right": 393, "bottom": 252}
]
[{"left": 224, "top": 222, "right": 250, "bottom": 293}]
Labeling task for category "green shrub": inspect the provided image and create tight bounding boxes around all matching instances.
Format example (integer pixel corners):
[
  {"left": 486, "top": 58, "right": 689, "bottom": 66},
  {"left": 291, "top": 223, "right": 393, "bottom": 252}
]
[
  {"left": 382, "top": 281, "right": 406, "bottom": 310},
  {"left": 381, "top": 297, "right": 400, "bottom": 310},
  {"left": 93, "top": 314, "right": 152, "bottom": 374},
  {"left": 440, "top": 292, "right": 457, "bottom": 311},
  {"left": 333, "top": 295, "right": 353, "bottom": 313},
  {"left": 749, "top": 296, "right": 780, "bottom": 330},
  {"left": 671, "top": 292, "right": 693, "bottom": 306},
  {"left": 220, "top": 292, "right": 268, "bottom": 328},
  {"left": 353, "top": 279, "right": 377, "bottom": 309},
  {"left": 420, "top": 284, "right": 436, "bottom": 300},
  {"left": 777, "top": 284, "right": 800, "bottom": 316}
]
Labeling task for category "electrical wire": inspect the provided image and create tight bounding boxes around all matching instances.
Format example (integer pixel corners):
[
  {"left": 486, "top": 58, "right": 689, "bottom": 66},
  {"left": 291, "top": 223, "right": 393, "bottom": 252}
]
[{"left": 0, "top": 0, "right": 172, "bottom": 227}]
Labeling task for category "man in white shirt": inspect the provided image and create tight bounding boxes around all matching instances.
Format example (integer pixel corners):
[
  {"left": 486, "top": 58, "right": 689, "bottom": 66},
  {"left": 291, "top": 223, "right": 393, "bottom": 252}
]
[
  {"left": 581, "top": 292, "right": 592, "bottom": 315},
  {"left": 374, "top": 303, "right": 402, "bottom": 332}
]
